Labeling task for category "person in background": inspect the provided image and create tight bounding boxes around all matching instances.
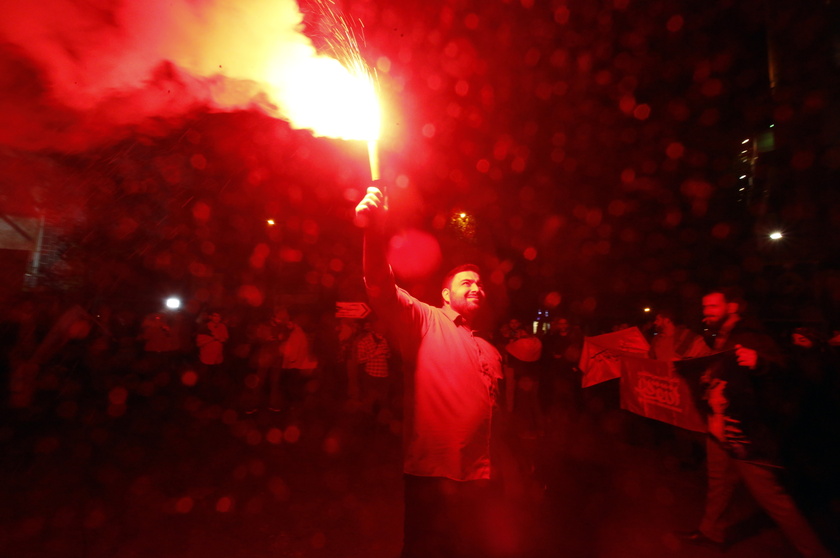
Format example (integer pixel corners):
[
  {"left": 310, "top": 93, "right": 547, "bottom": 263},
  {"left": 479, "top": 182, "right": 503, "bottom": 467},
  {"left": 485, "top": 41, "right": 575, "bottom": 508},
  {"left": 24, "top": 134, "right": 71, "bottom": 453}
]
[
  {"left": 245, "top": 307, "right": 289, "bottom": 414},
  {"left": 354, "top": 318, "right": 392, "bottom": 422},
  {"left": 650, "top": 309, "right": 709, "bottom": 361},
  {"left": 502, "top": 317, "right": 543, "bottom": 438},
  {"left": 196, "top": 310, "right": 229, "bottom": 402},
  {"left": 677, "top": 289, "right": 835, "bottom": 558},
  {"left": 539, "top": 316, "right": 583, "bottom": 416},
  {"left": 783, "top": 326, "right": 840, "bottom": 514}
]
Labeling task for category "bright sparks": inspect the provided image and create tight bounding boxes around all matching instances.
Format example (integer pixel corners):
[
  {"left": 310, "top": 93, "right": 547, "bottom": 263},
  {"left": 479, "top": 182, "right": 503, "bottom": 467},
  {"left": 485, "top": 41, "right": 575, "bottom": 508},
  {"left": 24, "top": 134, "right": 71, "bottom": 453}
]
[
  {"left": 267, "top": 0, "right": 380, "bottom": 142},
  {"left": 268, "top": 54, "right": 380, "bottom": 141}
]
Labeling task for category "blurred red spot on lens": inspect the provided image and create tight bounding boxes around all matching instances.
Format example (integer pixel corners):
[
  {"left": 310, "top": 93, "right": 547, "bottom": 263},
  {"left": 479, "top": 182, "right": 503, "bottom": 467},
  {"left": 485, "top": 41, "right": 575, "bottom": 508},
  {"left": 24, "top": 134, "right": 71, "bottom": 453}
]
[
  {"left": 237, "top": 285, "right": 264, "bottom": 307},
  {"left": 323, "top": 436, "right": 340, "bottom": 455},
  {"left": 266, "top": 428, "right": 283, "bottom": 444},
  {"left": 311, "top": 532, "right": 327, "bottom": 549},
  {"left": 666, "top": 15, "right": 684, "bottom": 32},
  {"left": 711, "top": 223, "right": 731, "bottom": 239},
  {"left": 216, "top": 497, "right": 233, "bottom": 513},
  {"left": 544, "top": 292, "right": 561, "bottom": 307},
  {"left": 181, "top": 370, "right": 198, "bottom": 387},
  {"left": 176, "top": 497, "right": 193, "bottom": 514},
  {"left": 633, "top": 104, "right": 651, "bottom": 120},
  {"left": 666, "top": 142, "right": 684, "bottom": 159},
  {"left": 108, "top": 387, "right": 128, "bottom": 405},
  {"left": 388, "top": 229, "right": 442, "bottom": 280},
  {"left": 284, "top": 426, "right": 301, "bottom": 443}
]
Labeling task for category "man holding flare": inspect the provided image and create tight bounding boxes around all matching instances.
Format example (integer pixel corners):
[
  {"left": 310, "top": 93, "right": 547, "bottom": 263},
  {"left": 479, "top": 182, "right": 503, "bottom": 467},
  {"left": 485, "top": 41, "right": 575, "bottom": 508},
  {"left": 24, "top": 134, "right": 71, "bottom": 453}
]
[{"left": 355, "top": 184, "right": 504, "bottom": 558}]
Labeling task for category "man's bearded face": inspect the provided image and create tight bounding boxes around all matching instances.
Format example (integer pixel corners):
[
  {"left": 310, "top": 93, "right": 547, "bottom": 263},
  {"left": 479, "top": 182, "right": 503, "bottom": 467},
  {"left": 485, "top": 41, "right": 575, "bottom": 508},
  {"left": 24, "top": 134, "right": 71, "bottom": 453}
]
[
  {"left": 702, "top": 293, "right": 730, "bottom": 331},
  {"left": 444, "top": 271, "right": 485, "bottom": 318}
]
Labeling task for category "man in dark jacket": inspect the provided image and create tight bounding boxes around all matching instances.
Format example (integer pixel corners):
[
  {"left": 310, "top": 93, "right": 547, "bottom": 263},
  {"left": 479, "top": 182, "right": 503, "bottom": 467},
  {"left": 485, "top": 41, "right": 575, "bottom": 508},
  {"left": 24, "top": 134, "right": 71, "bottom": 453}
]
[{"left": 679, "top": 290, "right": 834, "bottom": 557}]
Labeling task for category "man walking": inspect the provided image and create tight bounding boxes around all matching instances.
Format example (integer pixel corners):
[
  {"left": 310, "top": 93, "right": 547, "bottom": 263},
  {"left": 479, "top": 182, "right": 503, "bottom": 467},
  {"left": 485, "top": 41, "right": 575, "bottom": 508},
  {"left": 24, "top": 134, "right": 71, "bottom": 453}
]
[{"left": 679, "top": 289, "right": 834, "bottom": 557}]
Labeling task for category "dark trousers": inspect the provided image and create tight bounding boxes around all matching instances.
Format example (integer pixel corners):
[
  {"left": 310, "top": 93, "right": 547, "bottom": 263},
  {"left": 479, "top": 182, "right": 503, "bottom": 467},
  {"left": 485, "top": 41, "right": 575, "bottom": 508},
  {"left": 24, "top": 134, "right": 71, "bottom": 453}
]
[
  {"left": 700, "top": 436, "right": 832, "bottom": 557},
  {"left": 402, "top": 474, "right": 498, "bottom": 558}
]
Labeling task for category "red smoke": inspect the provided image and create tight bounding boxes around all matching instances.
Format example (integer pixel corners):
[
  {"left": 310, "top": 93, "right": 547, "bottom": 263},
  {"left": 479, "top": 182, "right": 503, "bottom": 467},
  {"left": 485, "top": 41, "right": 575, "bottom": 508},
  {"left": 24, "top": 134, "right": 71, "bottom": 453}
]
[{"left": 0, "top": 0, "right": 326, "bottom": 153}]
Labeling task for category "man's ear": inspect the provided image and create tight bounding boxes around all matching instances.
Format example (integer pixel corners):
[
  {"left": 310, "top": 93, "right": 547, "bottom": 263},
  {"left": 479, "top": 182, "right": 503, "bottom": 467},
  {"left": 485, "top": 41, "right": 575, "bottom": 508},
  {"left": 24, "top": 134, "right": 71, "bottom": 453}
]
[{"left": 442, "top": 288, "right": 451, "bottom": 305}]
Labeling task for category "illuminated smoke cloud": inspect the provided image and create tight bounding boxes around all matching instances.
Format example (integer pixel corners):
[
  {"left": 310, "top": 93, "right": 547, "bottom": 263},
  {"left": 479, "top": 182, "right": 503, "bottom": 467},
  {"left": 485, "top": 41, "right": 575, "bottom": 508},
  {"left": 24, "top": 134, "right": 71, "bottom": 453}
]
[{"left": 0, "top": 0, "right": 367, "bottom": 153}]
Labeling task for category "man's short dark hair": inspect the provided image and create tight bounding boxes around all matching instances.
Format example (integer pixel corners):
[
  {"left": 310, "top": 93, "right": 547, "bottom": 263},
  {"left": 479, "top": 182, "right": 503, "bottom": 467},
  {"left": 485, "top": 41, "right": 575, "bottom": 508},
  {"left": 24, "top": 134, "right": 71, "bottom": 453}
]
[
  {"left": 442, "top": 264, "right": 481, "bottom": 291},
  {"left": 705, "top": 287, "right": 747, "bottom": 315}
]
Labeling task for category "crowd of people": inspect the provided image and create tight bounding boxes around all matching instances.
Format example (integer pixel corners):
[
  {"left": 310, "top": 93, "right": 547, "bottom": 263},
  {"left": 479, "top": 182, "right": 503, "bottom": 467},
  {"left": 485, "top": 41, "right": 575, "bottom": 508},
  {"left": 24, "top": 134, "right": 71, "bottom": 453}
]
[{"left": 2, "top": 192, "right": 839, "bottom": 556}]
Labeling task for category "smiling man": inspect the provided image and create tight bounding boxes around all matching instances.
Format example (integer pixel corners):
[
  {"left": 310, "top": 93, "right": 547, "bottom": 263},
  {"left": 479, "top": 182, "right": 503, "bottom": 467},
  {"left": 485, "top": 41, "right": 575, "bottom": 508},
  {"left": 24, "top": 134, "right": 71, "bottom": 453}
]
[{"left": 356, "top": 185, "right": 503, "bottom": 558}]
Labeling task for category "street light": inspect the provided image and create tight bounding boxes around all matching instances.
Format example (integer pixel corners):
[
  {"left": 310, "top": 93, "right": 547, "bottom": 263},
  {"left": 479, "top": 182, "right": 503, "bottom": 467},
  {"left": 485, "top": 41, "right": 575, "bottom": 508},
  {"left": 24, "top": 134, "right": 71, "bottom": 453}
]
[{"left": 769, "top": 231, "right": 783, "bottom": 240}]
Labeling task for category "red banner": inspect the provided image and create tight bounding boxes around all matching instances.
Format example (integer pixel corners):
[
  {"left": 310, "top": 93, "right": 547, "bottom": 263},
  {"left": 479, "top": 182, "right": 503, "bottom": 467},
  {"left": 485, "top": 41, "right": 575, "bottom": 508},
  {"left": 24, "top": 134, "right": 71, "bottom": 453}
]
[
  {"left": 620, "top": 355, "right": 707, "bottom": 433},
  {"left": 579, "top": 327, "right": 650, "bottom": 388}
]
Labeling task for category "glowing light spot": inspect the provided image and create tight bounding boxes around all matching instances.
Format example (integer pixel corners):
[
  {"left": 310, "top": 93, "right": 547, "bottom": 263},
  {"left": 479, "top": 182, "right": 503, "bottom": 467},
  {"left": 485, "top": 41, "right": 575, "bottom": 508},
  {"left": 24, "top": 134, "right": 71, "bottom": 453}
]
[
  {"left": 192, "top": 202, "right": 211, "bottom": 221},
  {"left": 216, "top": 497, "right": 233, "bottom": 513},
  {"left": 267, "top": 219, "right": 275, "bottom": 226},
  {"left": 190, "top": 154, "right": 207, "bottom": 170},
  {"left": 311, "top": 532, "right": 327, "bottom": 549},
  {"left": 181, "top": 370, "right": 198, "bottom": 387},
  {"left": 165, "top": 297, "right": 181, "bottom": 309},
  {"left": 619, "top": 95, "right": 636, "bottom": 114},
  {"left": 523, "top": 247, "right": 537, "bottom": 261},
  {"left": 237, "top": 285, "right": 264, "bottom": 307},
  {"left": 769, "top": 231, "right": 783, "bottom": 240},
  {"left": 476, "top": 159, "right": 490, "bottom": 173},
  {"left": 284, "top": 425, "right": 301, "bottom": 443},
  {"left": 666, "top": 14, "right": 684, "bottom": 32},
  {"left": 388, "top": 229, "right": 442, "bottom": 280},
  {"left": 422, "top": 123, "right": 436, "bottom": 138},
  {"left": 712, "top": 223, "right": 731, "bottom": 239},
  {"left": 280, "top": 247, "right": 304, "bottom": 262},
  {"left": 376, "top": 56, "right": 391, "bottom": 73},
  {"left": 84, "top": 509, "right": 106, "bottom": 529},
  {"left": 666, "top": 142, "right": 684, "bottom": 159},
  {"left": 621, "top": 168, "right": 636, "bottom": 183},
  {"left": 544, "top": 292, "right": 562, "bottom": 307},
  {"left": 633, "top": 104, "right": 651, "bottom": 120},
  {"left": 108, "top": 387, "right": 128, "bottom": 406},
  {"left": 266, "top": 428, "right": 283, "bottom": 444},
  {"left": 323, "top": 436, "right": 341, "bottom": 455},
  {"left": 643, "top": 307, "right": 651, "bottom": 313},
  {"left": 175, "top": 497, "right": 194, "bottom": 514}
]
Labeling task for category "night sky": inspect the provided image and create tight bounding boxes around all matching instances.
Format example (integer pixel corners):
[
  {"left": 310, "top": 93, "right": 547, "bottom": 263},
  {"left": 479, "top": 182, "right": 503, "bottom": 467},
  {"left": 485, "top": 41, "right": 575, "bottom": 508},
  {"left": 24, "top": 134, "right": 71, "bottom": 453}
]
[{"left": 1, "top": 0, "right": 838, "bottom": 329}]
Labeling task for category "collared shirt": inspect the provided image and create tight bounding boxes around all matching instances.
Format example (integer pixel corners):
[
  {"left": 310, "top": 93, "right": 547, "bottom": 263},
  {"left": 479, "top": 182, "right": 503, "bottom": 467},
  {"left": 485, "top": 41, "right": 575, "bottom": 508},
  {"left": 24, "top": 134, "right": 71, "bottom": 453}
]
[
  {"left": 368, "top": 272, "right": 502, "bottom": 481},
  {"left": 356, "top": 331, "right": 391, "bottom": 377}
]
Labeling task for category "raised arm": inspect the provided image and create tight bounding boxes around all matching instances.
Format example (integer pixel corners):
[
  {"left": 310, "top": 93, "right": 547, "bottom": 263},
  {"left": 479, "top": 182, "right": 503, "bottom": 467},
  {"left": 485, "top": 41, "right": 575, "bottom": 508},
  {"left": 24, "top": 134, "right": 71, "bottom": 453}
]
[{"left": 355, "top": 185, "right": 390, "bottom": 291}]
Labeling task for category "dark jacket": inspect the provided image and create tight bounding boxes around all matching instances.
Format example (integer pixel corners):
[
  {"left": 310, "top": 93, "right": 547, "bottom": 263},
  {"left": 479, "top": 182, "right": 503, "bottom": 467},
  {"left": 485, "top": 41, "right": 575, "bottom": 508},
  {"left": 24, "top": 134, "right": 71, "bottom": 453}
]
[{"left": 701, "top": 317, "right": 786, "bottom": 465}]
